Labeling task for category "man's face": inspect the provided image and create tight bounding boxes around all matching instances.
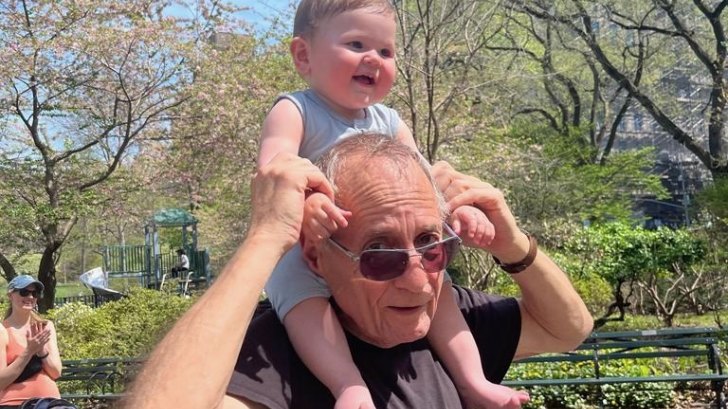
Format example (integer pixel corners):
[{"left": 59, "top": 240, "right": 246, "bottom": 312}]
[{"left": 313, "top": 159, "right": 445, "bottom": 348}]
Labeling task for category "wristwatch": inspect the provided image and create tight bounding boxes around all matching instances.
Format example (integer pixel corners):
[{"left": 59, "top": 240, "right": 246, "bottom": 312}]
[{"left": 492, "top": 234, "right": 538, "bottom": 274}]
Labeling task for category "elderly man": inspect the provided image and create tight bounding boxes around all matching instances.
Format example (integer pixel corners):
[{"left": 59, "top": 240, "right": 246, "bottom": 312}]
[{"left": 123, "top": 135, "right": 592, "bottom": 409}]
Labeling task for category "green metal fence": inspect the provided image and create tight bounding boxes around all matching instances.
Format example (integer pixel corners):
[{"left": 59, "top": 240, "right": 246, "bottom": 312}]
[{"left": 101, "top": 245, "right": 210, "bottom": 290}]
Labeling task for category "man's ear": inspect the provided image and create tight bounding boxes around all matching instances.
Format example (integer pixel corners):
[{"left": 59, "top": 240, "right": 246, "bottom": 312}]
[
  {"left": 299, "top": 234, "right": 321, "bottom": 274},
  {"left": 290, "top": 37, "right": 311, "bottom": 77}
]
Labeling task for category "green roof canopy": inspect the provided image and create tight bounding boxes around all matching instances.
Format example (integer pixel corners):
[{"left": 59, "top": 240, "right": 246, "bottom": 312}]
[{"left": 151, "top": 208, "right": 197, "bottom": 227}]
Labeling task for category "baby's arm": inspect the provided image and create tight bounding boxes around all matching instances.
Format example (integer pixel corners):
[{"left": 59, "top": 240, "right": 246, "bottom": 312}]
[
  {"left": 284, "top": 299, "right": 374, "bottom": 409},
  {"left": 395, "top": 120, "right": 418, "bottom": 150},
  {"left": 396, "top": 118, "right": 497, "bottom": 249},
  {"left": 429, "top": 285, "right": 529, "bottom": 408},
  {"left": 257, "top": 99, "right": 305, "bottom": 168}
]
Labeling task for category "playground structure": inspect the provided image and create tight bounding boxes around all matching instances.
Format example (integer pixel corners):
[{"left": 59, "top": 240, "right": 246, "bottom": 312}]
[
  {"left": 79, "top": 267, "right": 124, "bottom": 306},
  {"left": 99, "top": 208, "right": 211, "bottom": 292}
]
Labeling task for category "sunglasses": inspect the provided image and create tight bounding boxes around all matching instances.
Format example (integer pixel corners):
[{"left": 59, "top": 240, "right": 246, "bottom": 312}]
[
  {"left": 17, "top": 288, "right": 41, "bottom": 298},
  {"left": 327, "top": 224, "right": 461, "bottom": 281}
]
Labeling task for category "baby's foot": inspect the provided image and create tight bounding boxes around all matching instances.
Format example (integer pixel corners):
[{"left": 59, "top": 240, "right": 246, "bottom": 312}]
[
  {"left": 334, "top": 384, "right": 376, "bottom": 409},
  {"left": 463, "top": 381, "right": 530, "bottom": 409}
]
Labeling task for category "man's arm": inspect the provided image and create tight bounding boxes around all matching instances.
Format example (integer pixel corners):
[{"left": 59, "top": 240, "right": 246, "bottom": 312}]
[
  {"left": 431, "top": 161, "right": 593, "bottom": 359},
  {"left": 121, "top": 154, "right": 334, "bottom": 409},
  {"left": 504, "top": 234, "right": 593, "bottom": 359}
]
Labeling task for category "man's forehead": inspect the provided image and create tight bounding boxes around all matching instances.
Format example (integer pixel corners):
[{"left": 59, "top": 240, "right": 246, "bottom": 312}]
[
  {"left": 335, "top": 156, "right": 430, "bottom": 204},
  {"left": 338, "top": 151, "right": 427, "bottom": 184},
  {"left": 334, "top": 158, "right": 441, "bottom": 230}
]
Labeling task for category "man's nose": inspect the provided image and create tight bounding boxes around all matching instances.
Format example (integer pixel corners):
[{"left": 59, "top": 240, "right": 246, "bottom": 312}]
[{"left": 392, "top": 254, "right": 434, "bottom": 291}]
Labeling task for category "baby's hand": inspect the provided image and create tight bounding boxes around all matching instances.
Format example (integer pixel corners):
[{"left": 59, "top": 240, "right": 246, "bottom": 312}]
[
  {"left": 449, "top": 205, "right": 494, "bottom": 248},
  {"left": 303, "top": 192, "right": 351, "bottom": 243}
]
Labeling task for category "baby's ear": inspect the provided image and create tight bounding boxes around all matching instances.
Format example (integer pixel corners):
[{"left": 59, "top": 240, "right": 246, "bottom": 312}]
[{"left": 290, "top": 37, "right": 311, "bottom": 77}]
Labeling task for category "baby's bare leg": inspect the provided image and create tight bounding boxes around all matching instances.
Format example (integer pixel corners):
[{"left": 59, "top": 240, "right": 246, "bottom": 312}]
[
  {"left": 284, "top": 297, "right": 375, "bottom": 408},
  {"left": 429, "top": 282, "right": 529, "bottom": 408}
]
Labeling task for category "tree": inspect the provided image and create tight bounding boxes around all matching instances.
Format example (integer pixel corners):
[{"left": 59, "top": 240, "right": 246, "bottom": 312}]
[
  {"left": 487, "top": 7, "right": 652, "bottom": 164},
  {"left": 511, "top": 0, "right": 728, "bottom": 179},
  {"left": 566, "top": 222, "right": 706, "bottom": 327},
  {"left": 163, "top": 31, "right": 302, "bottom": 269},
  {"left": 0, "top": 0, "right": 190, "bottom": 311},
  {"left": 445, "top": 125, "right": 666, "bottom": 243},
  {"left": 393, "top": 0, "right": 509, "bottom": 161}
]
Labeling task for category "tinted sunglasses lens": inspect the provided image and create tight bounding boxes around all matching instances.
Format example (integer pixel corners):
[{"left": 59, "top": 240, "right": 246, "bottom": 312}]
[
  {"left": 422, "top": 238, "right": 460, "bottom": 270},
  {"left": 360, "top": 239, "right": 460, "bottom": 281},
  {"left": 360, "top": 251, "right": 408, "bottom": 281},
  {"left": 18, "top": 289, "right": 38, "bottom": 298}
]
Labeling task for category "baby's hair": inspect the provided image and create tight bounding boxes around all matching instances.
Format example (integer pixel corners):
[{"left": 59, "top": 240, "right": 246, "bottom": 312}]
[{"left": 293, "top": 0, "right": 395, "bottom": 38}]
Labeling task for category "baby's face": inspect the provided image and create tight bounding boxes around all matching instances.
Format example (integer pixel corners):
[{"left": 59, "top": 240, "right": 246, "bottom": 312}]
[{"left": 301, "top": 8, "right": 397, "bottom": 120}]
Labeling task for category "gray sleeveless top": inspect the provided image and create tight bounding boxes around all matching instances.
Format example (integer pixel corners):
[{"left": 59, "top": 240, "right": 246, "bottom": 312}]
[{"left": 277, "top": 89, "right": 401, "bottom": 161}]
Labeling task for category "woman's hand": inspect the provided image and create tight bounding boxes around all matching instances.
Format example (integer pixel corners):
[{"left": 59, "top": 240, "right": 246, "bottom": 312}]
[{"left": 26, "top": 322, "right": 51, "bottom": 356}]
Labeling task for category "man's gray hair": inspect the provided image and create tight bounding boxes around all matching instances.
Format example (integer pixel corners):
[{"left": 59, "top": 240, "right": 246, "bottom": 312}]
[{"left": 315, "top": 134, "right": 449, "bottom": 220}]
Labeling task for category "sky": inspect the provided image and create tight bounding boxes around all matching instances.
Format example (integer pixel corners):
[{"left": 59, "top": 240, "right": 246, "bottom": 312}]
[
  {"left": 166, "top": 0, "right": 296, "bottom": 34},
  {"left": 238, "top": 0, "right": 294, "bottom": 32}
]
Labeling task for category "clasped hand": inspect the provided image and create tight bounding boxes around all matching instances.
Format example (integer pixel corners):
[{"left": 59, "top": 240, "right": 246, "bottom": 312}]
[{"left": 26, "top": 322, "right": 51, "bottom": 356}]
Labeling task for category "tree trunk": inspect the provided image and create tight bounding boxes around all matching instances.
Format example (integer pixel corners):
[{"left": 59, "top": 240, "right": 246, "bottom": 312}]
[
  {"left": 0, "top": 251, "right": 17, "bottom": 282},
  {"left": 37, "top": 246, "right": 58, "bottom": 313}
]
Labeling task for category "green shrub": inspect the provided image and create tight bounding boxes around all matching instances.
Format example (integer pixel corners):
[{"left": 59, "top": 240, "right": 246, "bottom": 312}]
[
  {"left": 48, "top": 288, "right": 194, "bottom": 359},
  {"left": 597, "top": 315, "right": 664, "bottom": 332},
  {"left": 599, "top": 383, "right": 674, "bottom": 409},
  {"left": 570, "top": 274, "right": 613, "bottom": 317},
  {"left": 506, "top": 356, "right": 676, "bottom": 409}
]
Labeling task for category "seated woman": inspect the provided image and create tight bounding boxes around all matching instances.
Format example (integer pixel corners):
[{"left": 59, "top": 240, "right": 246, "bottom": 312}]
[
  {"left": 170, "top": 249, "right": 190, "bottom": 279},
  {"left": 0, "top": 275, "right": 62, "bottom": 408}
]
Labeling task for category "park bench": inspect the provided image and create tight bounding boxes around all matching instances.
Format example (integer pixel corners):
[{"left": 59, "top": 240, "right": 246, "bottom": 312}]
[
  {"left": 56, "top": 357, "right": 141, "bottom": 404},
  {"left": 54, "top": 327, "right": 726, "bottom": 407},
  {"left": 503, "top": 327, "right": 727, "bottom": 408}
]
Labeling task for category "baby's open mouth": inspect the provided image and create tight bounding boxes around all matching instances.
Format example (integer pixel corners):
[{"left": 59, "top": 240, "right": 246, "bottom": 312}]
[{"left": 353, "top": 75, "right": 374, "bottom": 85}]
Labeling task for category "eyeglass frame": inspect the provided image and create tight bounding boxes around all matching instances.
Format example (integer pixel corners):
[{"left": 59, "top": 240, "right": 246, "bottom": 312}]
[{"left": 326, "top": 223, "right": 462, "bottom": 281}]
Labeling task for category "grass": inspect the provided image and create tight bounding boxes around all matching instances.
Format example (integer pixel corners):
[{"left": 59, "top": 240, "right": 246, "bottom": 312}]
[{"left": 55, "top": 282, "right": 92, "bottom": 298}]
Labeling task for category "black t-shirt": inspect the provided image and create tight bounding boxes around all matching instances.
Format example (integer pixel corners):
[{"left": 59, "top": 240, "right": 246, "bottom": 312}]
[{"left": 227, "top": 285, "right": 521, "bottom": 409}]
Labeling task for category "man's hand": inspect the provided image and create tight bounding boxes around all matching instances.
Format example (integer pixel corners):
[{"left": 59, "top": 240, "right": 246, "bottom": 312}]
[
  {"left": 248, "top": 153, "right": 334, "bottom": 251},
  {"left": 302, "top": 192, "right": 352, "bottom": 244},
  {"left": 431, "top": 161, "right": 527, "bottom": 261},
  {"left": 432, "top": 162, "right": 592, "bottom": 359}
]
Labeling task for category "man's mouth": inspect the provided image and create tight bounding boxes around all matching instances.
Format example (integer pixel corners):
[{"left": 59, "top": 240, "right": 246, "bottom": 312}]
[
  {"left": 353, "top": 75, "right": 375, "bottom": 85},
  {"left": 389, "top": 305, "right": 423, "bottom": 313}
]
